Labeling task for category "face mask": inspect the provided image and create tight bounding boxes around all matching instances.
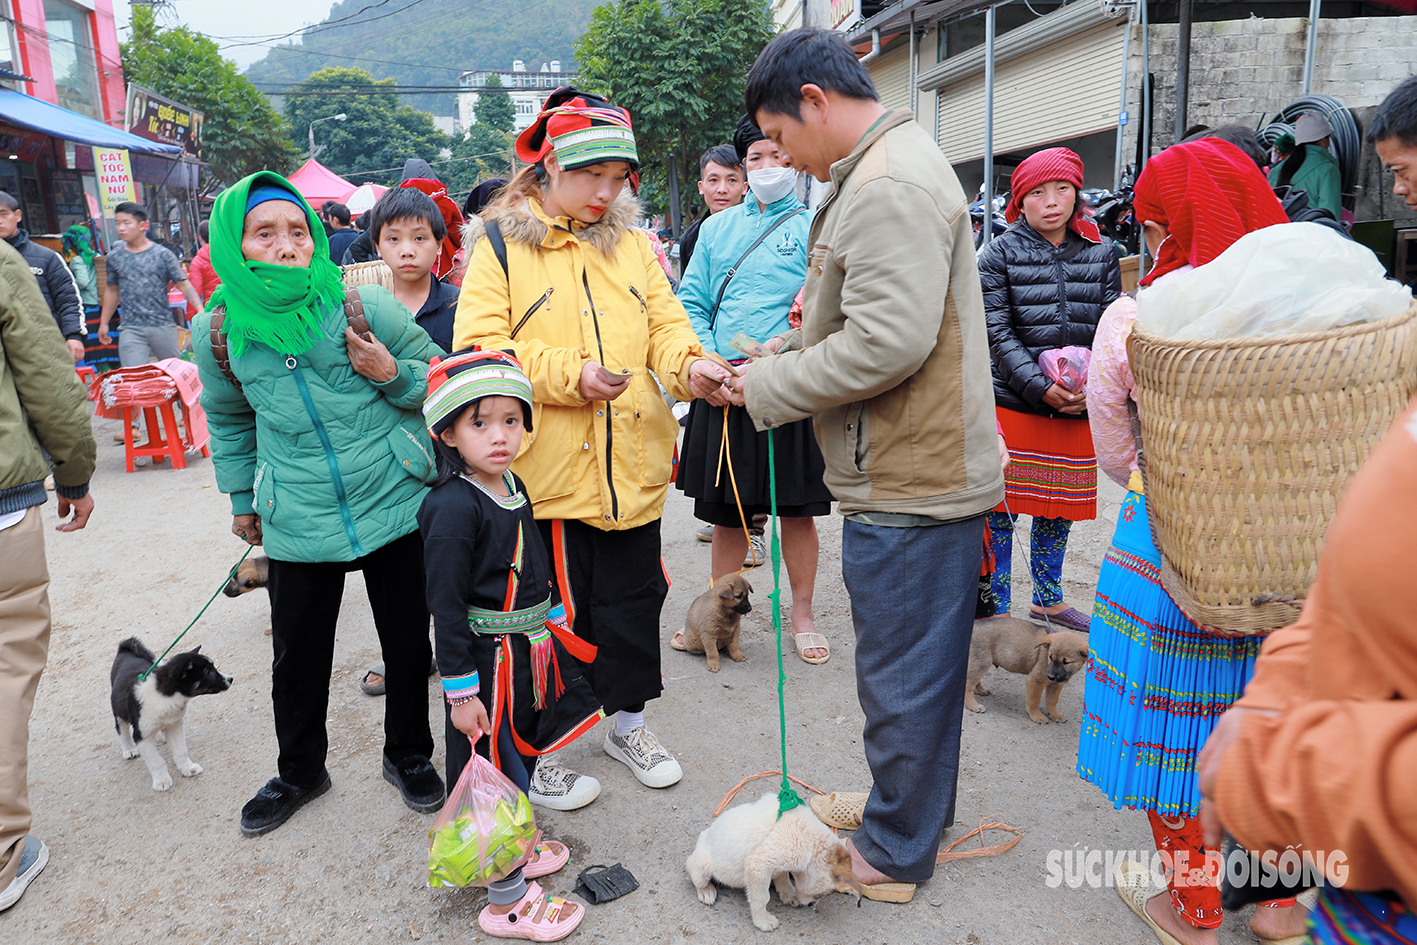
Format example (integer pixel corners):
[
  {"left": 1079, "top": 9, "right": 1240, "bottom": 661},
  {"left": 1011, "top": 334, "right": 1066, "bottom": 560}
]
[{"left": 747, "top": 166, "right": 797, "bottom": 206}]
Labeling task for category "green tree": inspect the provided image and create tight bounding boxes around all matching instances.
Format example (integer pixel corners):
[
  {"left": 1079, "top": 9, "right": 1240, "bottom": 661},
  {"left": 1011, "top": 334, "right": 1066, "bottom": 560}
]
[
  {"left": 575, "top": 0, "right": 773, "bottom": 222},
  {"left": 444, "top": 124, "right": 516, "bottom": 198},
  {"left": 284, "top": 67, "right": 450, "bottom": 186},
  {"left": 477, "top": 74, "right": 516, "bottom": 134},
  {"left": 121, "top": 6, "right": 298, "bottom": 192}
]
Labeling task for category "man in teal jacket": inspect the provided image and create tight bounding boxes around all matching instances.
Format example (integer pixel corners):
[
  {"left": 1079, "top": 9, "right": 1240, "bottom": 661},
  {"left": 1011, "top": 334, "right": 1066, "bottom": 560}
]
[
  {"left": 0, "top": 237, "right": 95, "bottom": 911},
  {"left": 193, "top": 172, "right": 446, "bottom": 836}
]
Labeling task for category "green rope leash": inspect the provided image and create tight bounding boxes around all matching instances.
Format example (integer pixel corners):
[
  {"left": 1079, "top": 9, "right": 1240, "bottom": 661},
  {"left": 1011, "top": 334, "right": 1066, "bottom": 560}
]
[
  {"left": 768, "top": 429, "right": 805, "bottom": 820},
  {"left": 138, "top": 545, "right": 255, "bottom": 682}
]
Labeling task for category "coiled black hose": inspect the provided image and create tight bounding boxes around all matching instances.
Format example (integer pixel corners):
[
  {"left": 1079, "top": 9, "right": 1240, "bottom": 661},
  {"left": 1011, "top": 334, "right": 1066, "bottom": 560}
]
[{"left": 1258, "top": 94, "right": 1360, "bottom": 194}]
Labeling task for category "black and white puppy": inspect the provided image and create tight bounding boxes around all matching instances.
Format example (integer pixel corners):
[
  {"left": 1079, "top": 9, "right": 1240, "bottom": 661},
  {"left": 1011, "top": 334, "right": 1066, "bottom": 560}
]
[{"left": 110, "top": 637, "right": 233, "bottom": 791}]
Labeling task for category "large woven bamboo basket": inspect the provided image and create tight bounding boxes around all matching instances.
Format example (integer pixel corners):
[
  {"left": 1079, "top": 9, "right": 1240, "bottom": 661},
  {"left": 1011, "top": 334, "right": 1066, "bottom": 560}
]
[
  {"left": 340, "top": 259, "right": 395, "bottom": 291},
  {"left": 1127, "top": 300, "right": 1417, "bottom": 634}
]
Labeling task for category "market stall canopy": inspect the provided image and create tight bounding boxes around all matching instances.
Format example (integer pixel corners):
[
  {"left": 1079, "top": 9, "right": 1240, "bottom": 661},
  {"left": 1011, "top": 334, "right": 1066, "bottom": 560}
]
[
  {"left": 0, "top": 88, "right": 181, "bottom": 155},
  {"left": 342, "top": 181, "right": 387, "bottom": 214},
  {"left": 287, "top": 158, "right": 357, "bottom": 206}
]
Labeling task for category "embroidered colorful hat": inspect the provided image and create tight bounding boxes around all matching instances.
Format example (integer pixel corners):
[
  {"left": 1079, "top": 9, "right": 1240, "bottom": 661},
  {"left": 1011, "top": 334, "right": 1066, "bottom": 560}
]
[
  {"left": 515, "top": 87, "right": 639, "bottom": 172},
  {"left": 424, "top": 349, "right": 534, "bottom": 437}
]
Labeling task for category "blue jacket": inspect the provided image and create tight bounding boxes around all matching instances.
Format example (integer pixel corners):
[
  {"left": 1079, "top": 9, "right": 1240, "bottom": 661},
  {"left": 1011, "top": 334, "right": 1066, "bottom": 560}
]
[{"left": 677, "top": 194, "right": 811, "bottom": 359}]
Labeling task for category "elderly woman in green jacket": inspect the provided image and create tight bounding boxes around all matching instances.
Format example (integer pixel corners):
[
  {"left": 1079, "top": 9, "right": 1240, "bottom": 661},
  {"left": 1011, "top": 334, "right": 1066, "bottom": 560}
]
[{"left": 193, "top": 172, "right": 445, "bottom": 836}]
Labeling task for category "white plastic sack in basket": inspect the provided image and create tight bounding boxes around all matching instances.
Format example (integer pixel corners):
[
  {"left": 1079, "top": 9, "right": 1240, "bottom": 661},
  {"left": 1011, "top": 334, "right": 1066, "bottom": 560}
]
[{"left": 1136, "top": 222, "right": 1412, "bottom": 340}]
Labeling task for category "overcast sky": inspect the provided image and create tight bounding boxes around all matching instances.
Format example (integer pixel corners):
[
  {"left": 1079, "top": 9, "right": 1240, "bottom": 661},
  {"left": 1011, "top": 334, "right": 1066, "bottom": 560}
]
[{"left": 110, "top": 0, "right": 337, "bottom": 71}]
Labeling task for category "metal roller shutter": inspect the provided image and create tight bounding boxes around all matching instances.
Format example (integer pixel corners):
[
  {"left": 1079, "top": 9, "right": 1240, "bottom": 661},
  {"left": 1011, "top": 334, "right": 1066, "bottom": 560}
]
[
  {"left": 870, "top": 40, "right": 913, "bottom": 113},
  {"left": 936, "top": 20, "right": 1125, "bottom": 163}
]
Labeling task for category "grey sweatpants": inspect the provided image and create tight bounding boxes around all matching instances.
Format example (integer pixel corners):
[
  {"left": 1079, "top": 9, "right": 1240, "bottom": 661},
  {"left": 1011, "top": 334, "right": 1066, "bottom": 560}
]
[
  {"left": 117, "top": 323, "right": 180, "bottom": 366},
  {"left": 841, "top": 514, "right": 985, "bottom": 883}
]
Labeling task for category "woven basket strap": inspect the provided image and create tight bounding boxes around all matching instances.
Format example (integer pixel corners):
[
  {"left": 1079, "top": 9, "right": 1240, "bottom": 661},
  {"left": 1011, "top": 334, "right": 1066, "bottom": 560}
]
[
  {"left": 344, "top": 286, "right": 371, "bottom": 340},
  {"left": 210, "top": 288, "right": 368, "bottom": 389},
  {"left": 208, "top": 309, "right": 241, "bottom": 390}
]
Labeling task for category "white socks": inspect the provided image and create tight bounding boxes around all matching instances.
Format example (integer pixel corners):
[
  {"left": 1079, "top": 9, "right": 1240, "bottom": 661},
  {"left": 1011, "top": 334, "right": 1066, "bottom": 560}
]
[{"left": 614, "top": 710, "right": 644, "bottom": 736}]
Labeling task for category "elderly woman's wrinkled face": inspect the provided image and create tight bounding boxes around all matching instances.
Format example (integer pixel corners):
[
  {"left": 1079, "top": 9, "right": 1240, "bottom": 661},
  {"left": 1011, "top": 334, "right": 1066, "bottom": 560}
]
[{"left": 241, "top": 200, "right": 314, "bottom": 267}]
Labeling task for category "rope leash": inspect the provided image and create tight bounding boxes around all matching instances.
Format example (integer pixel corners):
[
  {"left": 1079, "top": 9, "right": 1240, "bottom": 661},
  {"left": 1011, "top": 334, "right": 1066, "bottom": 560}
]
[
  {"left": 138, "top": 545, "right": 254, "bottom": 681},
  {"left": 767, "top": 430, "right": 806, "bottom": 817},
  {"left": 999, "top": 497, "right": 1056, "bottom": 633},
  {"left": 712, "top": 404, "right": 761, "bottom": 572}
]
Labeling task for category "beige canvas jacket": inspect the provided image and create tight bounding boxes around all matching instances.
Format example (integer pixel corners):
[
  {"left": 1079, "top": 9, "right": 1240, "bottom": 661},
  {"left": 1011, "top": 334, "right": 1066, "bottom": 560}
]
[{"left": 745, "top": 110, "right": 1004, "bottom": 520}]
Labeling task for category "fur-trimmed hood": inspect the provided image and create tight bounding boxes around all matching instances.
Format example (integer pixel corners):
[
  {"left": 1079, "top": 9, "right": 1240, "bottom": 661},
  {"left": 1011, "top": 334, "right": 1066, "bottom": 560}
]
[{"left": 478, "top": 191, "right": 642, "bottom": 257}]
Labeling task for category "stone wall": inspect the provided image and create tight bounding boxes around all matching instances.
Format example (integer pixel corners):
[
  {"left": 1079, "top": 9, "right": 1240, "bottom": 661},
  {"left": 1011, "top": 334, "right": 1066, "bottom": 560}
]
[{"left": 1119, "top": 13, "right": 1417, "bottom": 227}]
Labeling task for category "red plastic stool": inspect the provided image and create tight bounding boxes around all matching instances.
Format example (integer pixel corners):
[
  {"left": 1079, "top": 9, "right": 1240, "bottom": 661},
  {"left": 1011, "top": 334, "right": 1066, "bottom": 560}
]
[
  {"left": 121, "top": 398, "right": 210, "bottom": 472},
  {"left": 75, "top": 365, "right": 96, "bottom": 384}
]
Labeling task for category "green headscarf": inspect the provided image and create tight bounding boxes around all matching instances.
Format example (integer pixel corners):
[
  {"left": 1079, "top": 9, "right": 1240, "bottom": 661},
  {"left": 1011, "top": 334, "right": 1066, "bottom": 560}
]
[
  {"left": 207, "top": 171, "right": 346, "bottom": 358},
  {"left": 62, "top": 224, "right": 95, "bottom": 265}
]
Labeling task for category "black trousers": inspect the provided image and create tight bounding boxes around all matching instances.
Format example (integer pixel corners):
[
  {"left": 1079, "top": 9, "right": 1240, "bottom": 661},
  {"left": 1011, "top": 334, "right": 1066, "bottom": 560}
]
[
  {"left": 537, "top": 518, "right": 667, "bottom": 717},
  {"left": 267, "top": 531, "right": 434, "bottom": 788}
]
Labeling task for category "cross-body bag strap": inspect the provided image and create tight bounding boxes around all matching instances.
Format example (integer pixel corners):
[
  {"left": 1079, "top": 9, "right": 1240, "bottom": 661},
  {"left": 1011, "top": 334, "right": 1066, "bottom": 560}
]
[{"left": 707, "top": 208, "right": 806, "bottom": 332}]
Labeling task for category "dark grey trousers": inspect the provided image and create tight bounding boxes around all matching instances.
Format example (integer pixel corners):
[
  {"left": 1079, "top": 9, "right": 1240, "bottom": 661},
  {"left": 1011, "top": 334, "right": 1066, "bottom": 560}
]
[{"left": 841, "top": 514, "right": 985, "bottom": 883}]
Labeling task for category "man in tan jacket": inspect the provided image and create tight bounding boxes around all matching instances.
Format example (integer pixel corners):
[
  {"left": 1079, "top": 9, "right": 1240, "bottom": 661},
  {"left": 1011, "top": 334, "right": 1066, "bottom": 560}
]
[{"left": 730, "top": 28, "right": 1004, "bottom": 898}]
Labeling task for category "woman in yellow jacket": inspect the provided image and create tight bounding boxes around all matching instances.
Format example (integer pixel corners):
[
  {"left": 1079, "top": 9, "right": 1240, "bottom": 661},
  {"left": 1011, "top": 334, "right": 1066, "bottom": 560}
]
[{"left": 453, "top": 89, "right": 729, "bottom": 808}]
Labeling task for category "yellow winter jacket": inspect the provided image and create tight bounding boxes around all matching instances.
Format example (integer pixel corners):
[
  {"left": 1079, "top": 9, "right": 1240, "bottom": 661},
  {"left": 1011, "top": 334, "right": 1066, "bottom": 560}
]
[{"left": 453, "top": 194, "right": 706, "bottom": 530}]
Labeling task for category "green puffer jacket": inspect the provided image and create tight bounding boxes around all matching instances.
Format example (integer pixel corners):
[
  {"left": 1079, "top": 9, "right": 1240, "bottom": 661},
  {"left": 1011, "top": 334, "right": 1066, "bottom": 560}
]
[{"left": 192, "top": 284, "right": 443, "bottom": 563}]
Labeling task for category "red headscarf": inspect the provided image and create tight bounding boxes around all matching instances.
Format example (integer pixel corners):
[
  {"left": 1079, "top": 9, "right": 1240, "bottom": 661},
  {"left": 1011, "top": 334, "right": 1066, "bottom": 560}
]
[
  {"left": 399, "top": 178, "right": 464, "bottom": 279},
  {"left": 1133, "top": 138, "right": 1288, "bottom": 286},
  {"left": 1005, "top": 147, "right": 1101, "bottom": 242}
]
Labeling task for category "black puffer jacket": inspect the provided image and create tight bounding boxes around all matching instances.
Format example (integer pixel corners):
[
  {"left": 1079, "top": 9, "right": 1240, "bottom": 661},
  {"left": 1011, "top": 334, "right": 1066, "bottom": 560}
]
[{"left": 978, "top": 221, "right": 1122, "bottom": 416}]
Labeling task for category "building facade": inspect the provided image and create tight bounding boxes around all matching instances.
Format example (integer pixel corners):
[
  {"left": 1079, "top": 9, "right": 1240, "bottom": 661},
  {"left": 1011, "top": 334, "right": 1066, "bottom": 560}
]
[
  {"left": 457, "top": 61, "right": 579, "bottom": 132},
  {"left": 0, "top": 0, "right": 185, "bottom": 248}
]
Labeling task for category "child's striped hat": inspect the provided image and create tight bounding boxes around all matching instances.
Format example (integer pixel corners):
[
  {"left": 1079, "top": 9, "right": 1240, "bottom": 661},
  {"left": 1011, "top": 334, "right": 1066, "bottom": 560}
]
[
  {"left": 515, "top": 87, "right": 639, "bottom": 172},
  {"left": 423, "top": 349, "right": 533, "bottom": 437}
]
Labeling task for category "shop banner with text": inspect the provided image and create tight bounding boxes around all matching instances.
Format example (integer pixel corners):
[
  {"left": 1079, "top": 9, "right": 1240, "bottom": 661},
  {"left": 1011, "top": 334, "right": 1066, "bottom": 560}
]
[{"left": 93, "top": 147, "right": 136, "bottom": 214}]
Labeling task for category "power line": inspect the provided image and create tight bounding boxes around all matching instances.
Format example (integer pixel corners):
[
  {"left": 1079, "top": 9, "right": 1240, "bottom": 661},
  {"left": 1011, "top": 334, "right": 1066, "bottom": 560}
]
[
  {"left": 220, "top": 0, "right": 433, "bottom": 50},
  {"left": 211, "top": 0, "right": 404, "bottom": 42}
]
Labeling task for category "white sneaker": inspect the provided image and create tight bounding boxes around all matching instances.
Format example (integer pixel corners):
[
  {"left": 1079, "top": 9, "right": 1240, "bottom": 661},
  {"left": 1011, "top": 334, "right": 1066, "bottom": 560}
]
[
  {"left": 743, "top": 533, "right": 768, "bottom": 568},
  {"left": 603, "top": 726, "right": 683, "bottom": 788},
  {"left": 0, "top": 836, "right": 48, "bottom": 911},
  {"left": 527, "top": 756, "right": 601, "bottom": 811}
]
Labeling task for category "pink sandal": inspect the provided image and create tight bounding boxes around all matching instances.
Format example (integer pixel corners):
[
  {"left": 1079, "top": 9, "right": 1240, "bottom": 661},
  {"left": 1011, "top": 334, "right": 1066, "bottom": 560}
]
[
  {"left": 523, "top": 841, "right": 570, "bottom": 879},
  {"left": 478, "top": 882, "right": 584, "bottom": 941}
]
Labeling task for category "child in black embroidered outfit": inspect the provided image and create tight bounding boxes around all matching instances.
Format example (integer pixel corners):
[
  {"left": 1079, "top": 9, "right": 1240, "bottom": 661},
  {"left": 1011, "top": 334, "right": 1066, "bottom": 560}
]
[{"left": 418, "top": 350, "right": 601, "bottom": 941}]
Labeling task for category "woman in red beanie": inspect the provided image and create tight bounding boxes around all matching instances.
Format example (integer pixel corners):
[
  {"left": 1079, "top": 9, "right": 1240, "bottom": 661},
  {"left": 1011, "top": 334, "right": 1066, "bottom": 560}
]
[
  {"left": 977, "top": 147, "right": 1121, "bottom": 631},
  {"left": 452, "top": 89, "right": 728, "bottom": 819}
]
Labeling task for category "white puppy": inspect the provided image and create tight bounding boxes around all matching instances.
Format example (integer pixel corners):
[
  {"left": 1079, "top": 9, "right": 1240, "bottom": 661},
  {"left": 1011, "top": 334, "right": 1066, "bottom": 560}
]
[{"left": 686, "top": 793, "right": 861, "bottom": 931}]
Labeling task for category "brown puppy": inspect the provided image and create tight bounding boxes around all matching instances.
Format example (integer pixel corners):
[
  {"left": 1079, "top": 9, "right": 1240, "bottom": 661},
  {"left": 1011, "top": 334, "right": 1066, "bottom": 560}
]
[
  {"left": 680, "top": 573, "right": 753, "bottom": 672},
  {"left": 222, "top": 554, "right": 269, "bottom": 598},
  {"left": 965, "top": 616, "right": 1090, "bottom": 724},
  {"left": 222, "top": 555, "right": 271, "bottom": 634}
]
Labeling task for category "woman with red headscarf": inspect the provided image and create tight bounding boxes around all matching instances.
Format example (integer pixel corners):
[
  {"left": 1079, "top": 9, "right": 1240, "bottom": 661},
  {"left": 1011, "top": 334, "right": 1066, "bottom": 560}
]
[
  {"left": 978, "top": 148, "right": 1121, "bottom": 631},
  {"left": 452, "top": 89, "right": 728, "bottom": 815},
  {"left": 1076, "top": 138, "right": 1302, "bottom": 945}
]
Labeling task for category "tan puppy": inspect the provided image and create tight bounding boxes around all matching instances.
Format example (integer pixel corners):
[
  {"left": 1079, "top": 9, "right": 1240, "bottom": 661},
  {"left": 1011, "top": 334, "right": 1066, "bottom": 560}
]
[
  {"left": 687, "top": 793, "right": 861, "bottom": 932},
  {"left": 965, "top": 616, "right": 1090, "bottom": 724},
  {"left": 222, "top": 555, "right": 272, "bottom": 634},
  {"left": 222, "top": 555, "right": 269, "bottom": 599},
  {"left": 680, "top": 573, "right": 752, "bottom": 672}
]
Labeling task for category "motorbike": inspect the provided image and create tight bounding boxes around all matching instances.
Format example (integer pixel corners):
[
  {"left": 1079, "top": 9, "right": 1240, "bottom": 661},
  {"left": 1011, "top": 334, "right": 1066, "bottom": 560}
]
[
  {"left": 1093, "top": 164, "right": 1139, "bottom": 257},
  {"left": 971, "top": 189, "right": 1009, "bottom": 249}
]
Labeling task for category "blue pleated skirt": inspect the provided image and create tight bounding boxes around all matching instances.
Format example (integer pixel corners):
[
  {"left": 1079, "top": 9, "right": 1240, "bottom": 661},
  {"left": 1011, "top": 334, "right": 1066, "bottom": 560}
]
[{"left": 1076, "top": 491, "right": 1265, "bottom": 818}]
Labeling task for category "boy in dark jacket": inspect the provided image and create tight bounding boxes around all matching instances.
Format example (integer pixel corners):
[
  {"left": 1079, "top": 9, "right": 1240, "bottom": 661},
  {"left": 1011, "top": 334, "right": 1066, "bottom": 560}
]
[
  {"left": 371, "top": 188, "right": 460, "bottom": 353},
  {"left": 0, "top": 192, "right": 85, "bottom": 361}
]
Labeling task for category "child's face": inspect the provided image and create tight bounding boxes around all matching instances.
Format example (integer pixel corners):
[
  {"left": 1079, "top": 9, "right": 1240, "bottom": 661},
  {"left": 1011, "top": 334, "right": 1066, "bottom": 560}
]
[
  {"left": 1021, "top": 180, "right": 1076, "bottom": 240},
  {"left": 377, "top": 216, "right": 440, "bottom": 284},
  {"left": 439, "top": 395, "right": 525, "bottom": 488}
]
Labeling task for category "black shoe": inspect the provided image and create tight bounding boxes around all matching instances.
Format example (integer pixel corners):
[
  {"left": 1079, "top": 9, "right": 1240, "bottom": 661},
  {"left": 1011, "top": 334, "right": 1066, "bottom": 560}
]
[
  {"left": 239, "top": 772, "right": 332, "bottom": 837},
  {"left": 382, "top": 754, "right": 445, "bottom": 813}
]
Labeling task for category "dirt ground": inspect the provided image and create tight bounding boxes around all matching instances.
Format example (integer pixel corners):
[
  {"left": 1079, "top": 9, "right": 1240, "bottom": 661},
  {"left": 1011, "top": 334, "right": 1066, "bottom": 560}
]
[{"left": 6, "top": 411, "right": 1283, "bottom": 944}]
